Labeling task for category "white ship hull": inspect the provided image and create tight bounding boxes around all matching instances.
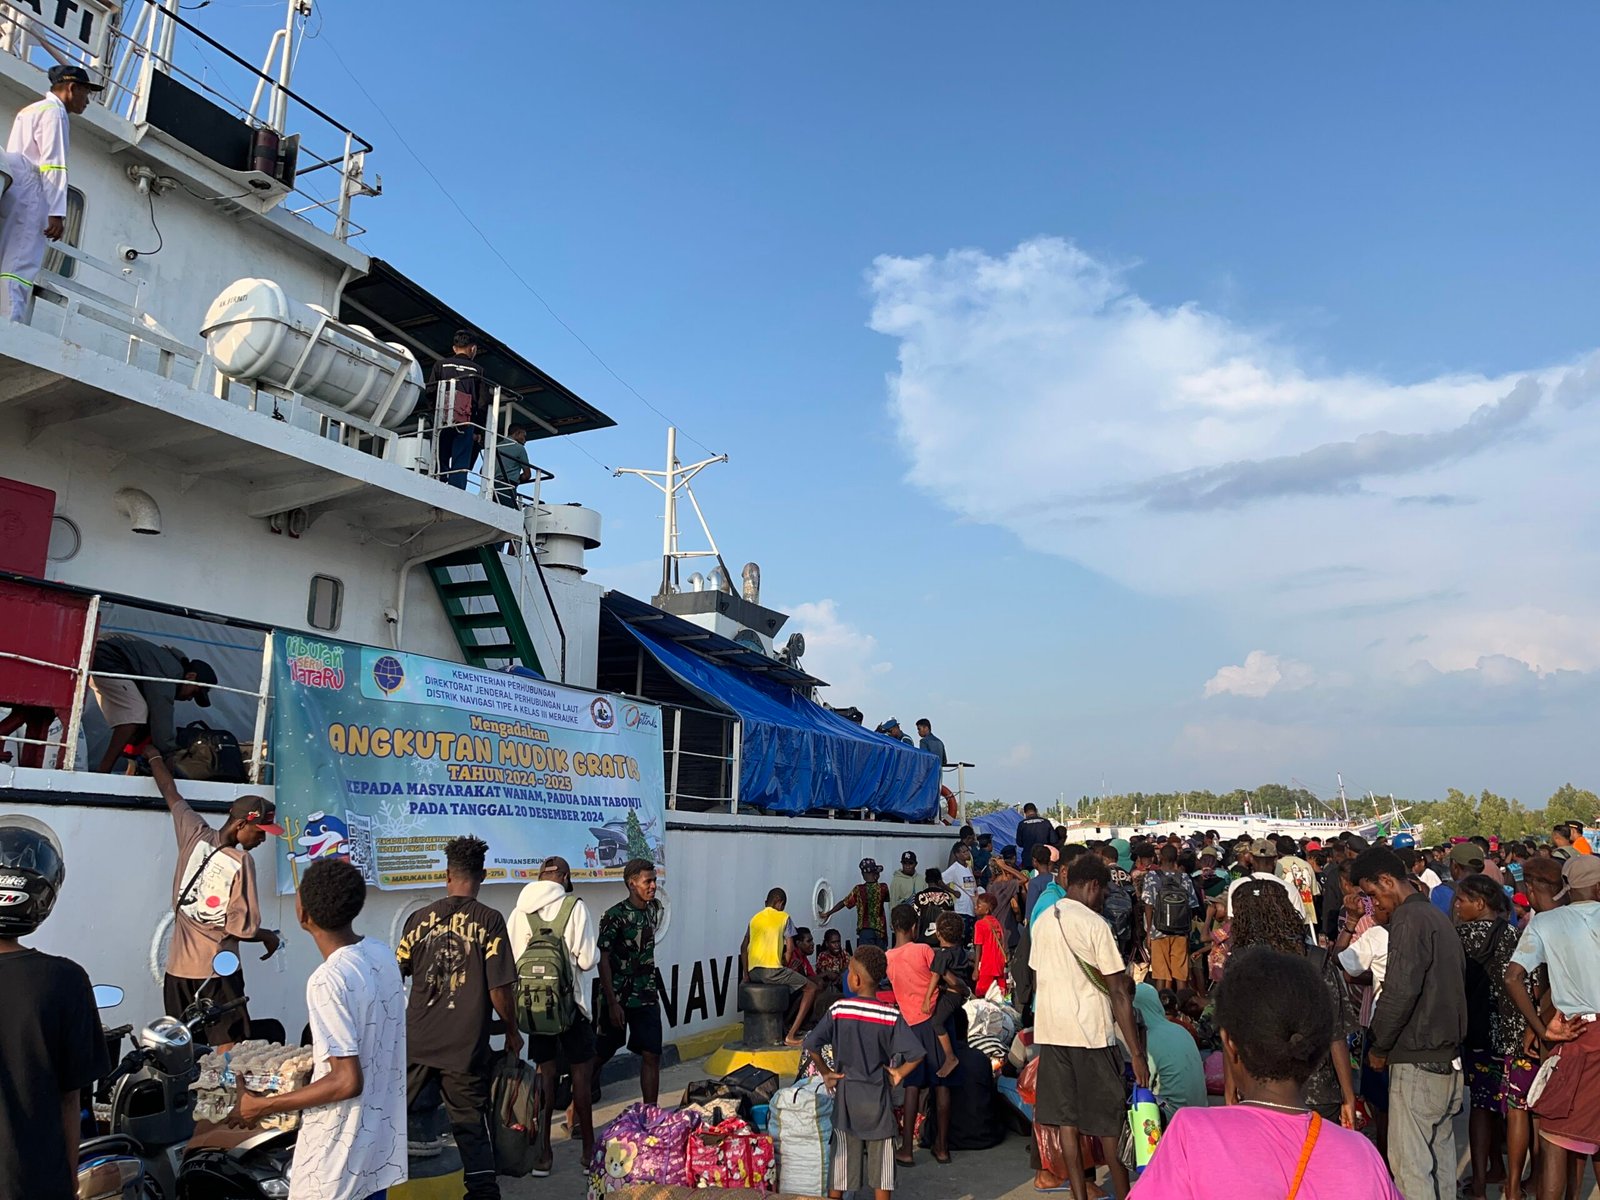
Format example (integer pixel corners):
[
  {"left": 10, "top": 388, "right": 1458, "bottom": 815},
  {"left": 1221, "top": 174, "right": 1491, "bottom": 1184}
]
[{"left": 5, "top": 777, "right": 956, "bottom": 1045}]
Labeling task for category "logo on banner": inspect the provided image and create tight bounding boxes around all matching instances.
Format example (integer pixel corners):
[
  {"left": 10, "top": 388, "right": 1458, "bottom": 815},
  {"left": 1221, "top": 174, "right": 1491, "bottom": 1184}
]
[
  {"left": 590, "top": 696, "right": 616, "bottom": 730},
  {"left": 371, "top": 655, "right": 405, "bottom": 694},
  {"left": 288, "top": 811, "right": 350, "bottom": 866},
  {"left": 624, "top": 704, "right": 659, "bottom": 732}
]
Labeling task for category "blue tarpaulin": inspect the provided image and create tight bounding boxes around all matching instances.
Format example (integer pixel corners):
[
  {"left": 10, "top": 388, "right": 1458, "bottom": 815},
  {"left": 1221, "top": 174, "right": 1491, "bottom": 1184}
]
[
  {"left": 970, "top": 808, "right": 1023, "bottom": 849},
  {"left": 620, "top": 622, "right": 941, "bottom": 820}
]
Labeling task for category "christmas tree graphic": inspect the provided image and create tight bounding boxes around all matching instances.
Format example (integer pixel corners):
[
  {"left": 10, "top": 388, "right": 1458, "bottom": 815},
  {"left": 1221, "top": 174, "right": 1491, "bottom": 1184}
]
[{"left": 624, "top": 808, "right": 652, "bottom": 861}]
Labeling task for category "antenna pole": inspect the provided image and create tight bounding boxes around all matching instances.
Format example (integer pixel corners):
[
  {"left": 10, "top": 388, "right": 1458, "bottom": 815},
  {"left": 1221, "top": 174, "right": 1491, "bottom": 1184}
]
[
  {"left": 615, "top": 426, "right": 730, "bottom": 599},
  {"left": 661, "top": 425, "right": 676, "bottom": 594}
]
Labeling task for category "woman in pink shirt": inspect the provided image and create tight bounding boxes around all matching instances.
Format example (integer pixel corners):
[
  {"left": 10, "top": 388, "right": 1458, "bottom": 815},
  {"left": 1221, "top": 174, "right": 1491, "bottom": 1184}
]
[{"left": 1132, "top": 946, "right": 1402, "bottom": 1200}]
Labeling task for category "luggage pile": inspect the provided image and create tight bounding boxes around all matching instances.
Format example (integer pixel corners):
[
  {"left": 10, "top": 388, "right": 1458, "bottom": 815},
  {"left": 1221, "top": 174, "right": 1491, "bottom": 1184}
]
[{"left": 587, "top": 1065, "right": 832, "bottom": 1198}]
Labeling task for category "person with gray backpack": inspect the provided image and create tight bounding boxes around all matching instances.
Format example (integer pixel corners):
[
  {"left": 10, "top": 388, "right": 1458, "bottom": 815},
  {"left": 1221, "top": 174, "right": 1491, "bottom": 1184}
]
[{"left": 508, "top": 855, "right": 597, "bottom": 1176}]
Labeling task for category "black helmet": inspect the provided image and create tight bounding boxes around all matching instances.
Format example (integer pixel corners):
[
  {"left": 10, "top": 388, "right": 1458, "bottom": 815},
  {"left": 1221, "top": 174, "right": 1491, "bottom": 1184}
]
[{"left": 0, "top": 816, "right": 65, "bottom": 936}]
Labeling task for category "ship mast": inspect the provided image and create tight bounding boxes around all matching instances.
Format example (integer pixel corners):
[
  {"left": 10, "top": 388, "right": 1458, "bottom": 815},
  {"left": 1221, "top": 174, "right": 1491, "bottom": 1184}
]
[{"left": 614, "top": 426, "right": 730, "bottom": 597}]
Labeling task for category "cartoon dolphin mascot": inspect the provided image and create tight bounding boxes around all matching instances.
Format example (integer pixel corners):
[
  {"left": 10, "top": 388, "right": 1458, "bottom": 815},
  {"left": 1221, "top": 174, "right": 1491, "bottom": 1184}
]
[{"left": 288, "top": 811, "right": 349, "bottom": 865}]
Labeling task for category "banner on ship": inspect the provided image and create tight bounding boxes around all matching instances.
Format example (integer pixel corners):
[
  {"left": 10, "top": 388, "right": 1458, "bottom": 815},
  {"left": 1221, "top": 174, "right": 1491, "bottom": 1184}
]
[{"left": 270, "top": 633, "right": 665, "bottom": 893}]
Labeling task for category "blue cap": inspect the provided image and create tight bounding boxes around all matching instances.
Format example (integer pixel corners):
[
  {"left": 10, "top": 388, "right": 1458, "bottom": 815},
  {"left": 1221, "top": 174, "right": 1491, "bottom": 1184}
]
[{"left": 879, "top": 716, "right": 900, "bottom": 730}]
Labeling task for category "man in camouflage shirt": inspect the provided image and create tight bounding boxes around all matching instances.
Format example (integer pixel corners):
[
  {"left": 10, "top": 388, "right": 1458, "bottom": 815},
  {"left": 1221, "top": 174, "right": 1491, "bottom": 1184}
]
[{"left": 596, "top": 858, "right": 664, "bottom": 1103}]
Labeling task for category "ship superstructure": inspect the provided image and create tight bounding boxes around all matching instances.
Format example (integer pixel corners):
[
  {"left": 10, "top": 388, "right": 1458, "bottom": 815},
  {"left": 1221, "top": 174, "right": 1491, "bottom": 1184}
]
[{"left": 0, "top": 0, "right": 957, "bottom": 1042}]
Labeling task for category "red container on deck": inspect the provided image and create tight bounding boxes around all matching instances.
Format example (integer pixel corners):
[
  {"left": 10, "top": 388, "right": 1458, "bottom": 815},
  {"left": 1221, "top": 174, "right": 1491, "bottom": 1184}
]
[
  {"left": 0, "top": 579, "right": 92, "bottom": 710},
  {"left": 0, "top": 477, "right": 54, "bottom": 578}
]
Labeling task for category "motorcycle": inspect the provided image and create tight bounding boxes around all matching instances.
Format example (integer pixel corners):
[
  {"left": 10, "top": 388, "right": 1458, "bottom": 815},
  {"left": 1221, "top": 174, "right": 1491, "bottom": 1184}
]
[{"left": 79, "top": 952, "right": 255, "bottom": 1200}]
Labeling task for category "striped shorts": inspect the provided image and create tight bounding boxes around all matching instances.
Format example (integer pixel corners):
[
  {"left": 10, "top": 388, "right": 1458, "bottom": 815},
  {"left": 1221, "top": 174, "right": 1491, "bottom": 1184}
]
[{"left": 829, "top": 1129, "right": 896, "bottom": 1193}]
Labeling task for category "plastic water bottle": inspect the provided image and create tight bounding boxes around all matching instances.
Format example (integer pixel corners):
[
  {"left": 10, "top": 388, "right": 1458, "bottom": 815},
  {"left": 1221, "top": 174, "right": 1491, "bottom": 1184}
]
[{"left": 1129, "top": 1084, "right": 1162, "bottom": 1168}]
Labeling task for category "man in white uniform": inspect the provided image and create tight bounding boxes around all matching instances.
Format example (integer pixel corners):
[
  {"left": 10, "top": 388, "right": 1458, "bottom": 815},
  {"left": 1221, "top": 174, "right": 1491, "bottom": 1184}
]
[{"left": 0, "top": 64, "right": 100, "bottom": 321}]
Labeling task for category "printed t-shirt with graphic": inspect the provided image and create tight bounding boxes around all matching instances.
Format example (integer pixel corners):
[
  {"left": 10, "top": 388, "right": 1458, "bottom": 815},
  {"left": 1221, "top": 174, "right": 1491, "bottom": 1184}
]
[
  {"left": 1029, "top": 896, "right": 1126, "bottom": 1048},
  {"left": 1276, "top": 855, "right": 1321, "bottom": 926},
  {"left": 168, "top": 795, "right": 259, "bottom": 979},
  {"left": 597, "top": 897, "right": 663, "bottom": 1008},
  {"left": 942, "top": 862, "right": 977, "bottom": 916},
  {"left": 1509, "top": 903, "right": 1600, "bottom": 1015},
  {"left": 886, "top": 941, "right": 936, "bottom": 1025},
  {"left": 395, "top": 895, "right": 514, "bottom": 1072},
  {"left": 746, "top": 906, "right": 795, "bottom": 970},
  {"left": 842, "top": 882, "right": 889, "bottom": 938},
  {"left": 0, "top": 949, "right": 109, "bottom": 1200},
  {"left": 913, "top": 886, "right": 956, "bottom": 942},
  {"left": 292, "top": 937, "right": 408, "bottom": 1200},
  {"left": 802, "top": 997, "right": 926, "bottom": 1140},
  {"left": 1141, "top": 869, "right": 1199, "bottom": 940}
]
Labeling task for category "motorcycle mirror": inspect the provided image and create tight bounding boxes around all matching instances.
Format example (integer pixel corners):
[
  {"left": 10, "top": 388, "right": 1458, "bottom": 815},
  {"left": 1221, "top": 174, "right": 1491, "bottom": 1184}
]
[
  {"left": 211, "top": 950, "right": 240, "bottom": 977},
  {"left": 92, "top": 984, "right": 124, "bottom": 1009}
]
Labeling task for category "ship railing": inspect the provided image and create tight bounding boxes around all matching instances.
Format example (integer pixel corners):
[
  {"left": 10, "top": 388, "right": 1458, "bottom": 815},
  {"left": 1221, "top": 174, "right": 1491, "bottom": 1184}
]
[
  {"left": 20, "top": 258, "right": 554, "bottom": 523},
  {"left": 657, "top": 701, "right": 740, "bottom": 815},
  {"left": 0, "top": 1, "right": 375, "bottom": 242},
  {"left": 416, "top": 380, "right": 556, "bottom": 514},
  {"left": 0, "top": 579, "right": 276, "bottom": 783}
]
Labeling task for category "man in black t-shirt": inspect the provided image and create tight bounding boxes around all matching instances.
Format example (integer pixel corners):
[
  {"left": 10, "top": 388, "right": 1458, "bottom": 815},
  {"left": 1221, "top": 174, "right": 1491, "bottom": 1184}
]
[
  {"left": 0, "top": 816, "right": 109, "bottom": 1200},
  {"left": 395, "top": 836, "right": 522, "bottom": 1200},
  {"left": 913, "top": 867, "right": 959, "bottom": 945}
]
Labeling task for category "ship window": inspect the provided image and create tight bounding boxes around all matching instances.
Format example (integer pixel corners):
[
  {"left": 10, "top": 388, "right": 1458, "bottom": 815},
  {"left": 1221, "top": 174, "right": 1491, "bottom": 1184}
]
[
  {"left": 307, "top": 575, "right": 343, "bottom": 631},
  {"left": 42, "top": 187, "right": 85, "bottom": 280}
]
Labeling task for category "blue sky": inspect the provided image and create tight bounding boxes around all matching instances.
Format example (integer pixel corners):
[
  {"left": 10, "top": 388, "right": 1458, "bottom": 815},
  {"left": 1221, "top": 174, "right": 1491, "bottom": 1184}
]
[{"left": 202, "top": 3, "right": 1600, "bottom": 807}]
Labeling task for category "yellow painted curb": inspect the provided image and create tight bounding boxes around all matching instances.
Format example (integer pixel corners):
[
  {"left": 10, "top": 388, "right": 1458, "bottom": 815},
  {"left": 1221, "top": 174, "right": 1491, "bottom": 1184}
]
[
  {"left": 389, "top": 1170, "right": 464, "bottom": 1200},
  {"left": 671, "top": 1019, "right": 742, "bottom": 1063},
  {"left": 703, "top": 1043, "right": 802, "bottom": 1079}
]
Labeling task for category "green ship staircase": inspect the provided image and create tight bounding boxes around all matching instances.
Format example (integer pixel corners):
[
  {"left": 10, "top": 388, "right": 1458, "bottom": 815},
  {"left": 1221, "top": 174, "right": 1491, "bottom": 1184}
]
[{"left": 426, "top": 547, "right": 543, "bottom": 674}]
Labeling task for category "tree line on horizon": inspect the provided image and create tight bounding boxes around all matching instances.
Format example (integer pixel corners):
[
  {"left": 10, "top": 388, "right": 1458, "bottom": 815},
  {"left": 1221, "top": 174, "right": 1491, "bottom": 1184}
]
[{"left": 967, "top": 782, "right": 1598, "bottom": 842}]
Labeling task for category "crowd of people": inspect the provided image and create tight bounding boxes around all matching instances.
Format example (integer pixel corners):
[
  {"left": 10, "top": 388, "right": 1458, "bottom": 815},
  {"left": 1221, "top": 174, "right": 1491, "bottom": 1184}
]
[
  {"left": 743, "top": 816, "right": 1600, "bottom": 1200},
  {"left": 0, "top": 746, "right": 669, "bottom": 1200},
  {"left": 5, "top": 754, "right": 1598, "bottom": 1200}
]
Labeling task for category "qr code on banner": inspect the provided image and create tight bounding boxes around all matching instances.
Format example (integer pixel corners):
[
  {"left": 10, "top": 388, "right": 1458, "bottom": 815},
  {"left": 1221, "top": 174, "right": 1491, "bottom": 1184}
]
[{"left": 343, "top": 812, "right": 376, "bottom": 883}]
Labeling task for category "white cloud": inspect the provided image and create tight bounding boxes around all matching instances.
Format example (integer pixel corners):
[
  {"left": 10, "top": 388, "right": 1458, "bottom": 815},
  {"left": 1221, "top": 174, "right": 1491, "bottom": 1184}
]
[
  {"left": 1001, "top": 742, "right": 1034, "bottom": 767},
  {"left": 867, "top": 236, "right": 1600, "bottom": 696},
  {"left": 1203, "top": 651, "right": 1315, "bottom": 699},
  {"left": 785, "top": 598, "right": 893, "bottom": 704}
]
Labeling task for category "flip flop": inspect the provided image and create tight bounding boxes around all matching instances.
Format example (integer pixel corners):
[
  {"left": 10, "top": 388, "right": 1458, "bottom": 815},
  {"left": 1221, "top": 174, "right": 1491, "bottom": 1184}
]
[{"left": 1034, "top": 1185, "right": 1073, "bottom": 1194}]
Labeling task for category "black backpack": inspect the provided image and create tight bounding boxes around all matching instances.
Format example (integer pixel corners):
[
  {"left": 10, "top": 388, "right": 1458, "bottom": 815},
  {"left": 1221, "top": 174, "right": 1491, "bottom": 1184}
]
[
  {"left": 1152, "top": 872, "right": 1193, "bottom": 936},
  {"left": 172, "top": 722, "right": 248, "bottom": 783},
  {"left": 1103, "top": 882, "right": 1136, "bottom": 956}
]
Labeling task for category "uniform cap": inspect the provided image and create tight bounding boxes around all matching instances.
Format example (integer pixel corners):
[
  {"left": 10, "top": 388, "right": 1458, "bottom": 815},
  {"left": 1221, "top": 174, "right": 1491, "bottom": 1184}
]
[{"left": 49, "top": 65, "right": 104, "bottom": 91}]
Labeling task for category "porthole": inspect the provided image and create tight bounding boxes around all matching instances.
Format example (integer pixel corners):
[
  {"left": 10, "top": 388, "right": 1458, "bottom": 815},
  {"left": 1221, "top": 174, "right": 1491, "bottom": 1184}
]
[
  {"left": 813, "top": 878, "right": 833, "bottom": 924},
  {"left": 307, "top": 574, "right": 343, "bottom": 631},
  {"left": 47, "top": 514, "right": 80, "bottom": 562},
  {"left": 653, "top": 884, "right": 672, "bottom": 941}
]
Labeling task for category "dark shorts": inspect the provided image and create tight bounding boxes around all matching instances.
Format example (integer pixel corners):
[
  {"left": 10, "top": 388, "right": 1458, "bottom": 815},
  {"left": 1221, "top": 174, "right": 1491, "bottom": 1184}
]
[
  {"left": 528, "top": 1010, "right": 597, "bottom": 1066},
  {"left": 1034, "top": 1044, "right": 1127, "bottom": 1138},
  {"left": 597, "top": 1002, "right": 664, "bottom": 1057},
  {"left": 898, "top": 1018, "right": 964, "bottom": 1090},
  {"left": 1466, "top": 1047, "right": 1506, "bottom": 1113},
  {"left": 749, "top": 965, "right": 812, "bottom": 994},
  {"left": 164, "top": 968, "right": 249, "bottom": 1045}
]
